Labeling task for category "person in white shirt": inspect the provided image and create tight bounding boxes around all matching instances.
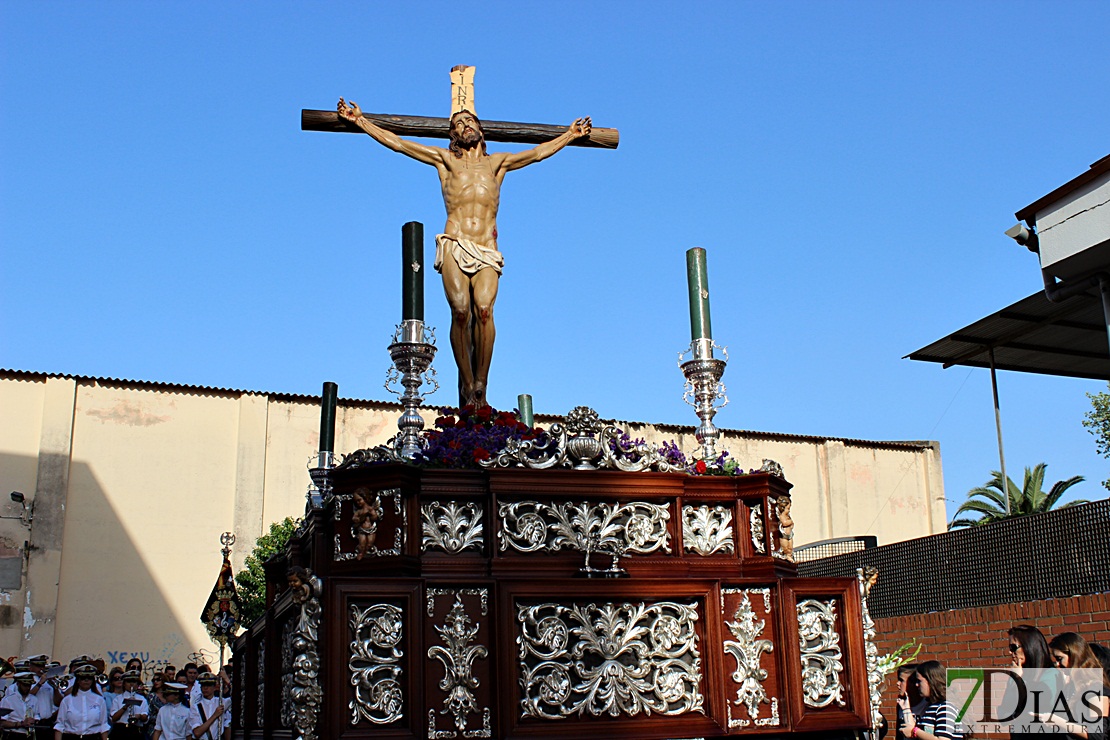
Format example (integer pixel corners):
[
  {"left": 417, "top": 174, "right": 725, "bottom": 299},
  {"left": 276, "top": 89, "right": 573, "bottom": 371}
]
[
  {"left": 1, "top": 673, "right": 40, "bottom": 738},
  {"left": 185, "top": 675, "right": 228, "bottom": 740},
  {"left": 106, "top": 673, "right": 147, "bottom": 740},
  {"left": 52, "top": 664, "right": 108, "bottom": 740},
  {"left": 24, "top": 655, "right": 58, "bottom": 740},
  {"left": 150, "top": 685, "right": 188, "bottom": 740}
]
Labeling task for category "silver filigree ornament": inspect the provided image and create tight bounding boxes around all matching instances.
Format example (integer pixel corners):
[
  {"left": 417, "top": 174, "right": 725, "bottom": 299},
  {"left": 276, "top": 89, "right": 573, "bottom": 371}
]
[
  {"left": 517, "top": 600, "right": 704, "bottom": 720},
  {"left": 258, "top": 636, "right": 268, "bottom": 728},
  {"left": 750, "top": 504, "right": 766, "bottom": 554},
  {"left": 721, "top": 589, "right": 778, "bottom": 728},
  {"left": 421, "top": 501, "right": 484, "bottom": 554},
  {"left": 858, "top": 567, "right": 883, "bottom": 729},
  {"left": 797, "top": 598, "right": 846, "bottom": 708},
  {"left": 498, "top": 500, "right": 670, "bottom": 555},
  {"left": 349, "top": 603, "right": 404, "bottom": 725},
  {"left": 682, "top": 505, "right": 735, "bottom": 555},
  {"left": 679, "top": 339, "right": 729, "bottom": 461},
  {"left": 334, "top": 489, "right": 404, "bottom": 560},
  {"left": 479, "top": 406, "right": 683, "bottom": 472},
  {"left": 427, "top": 592, "right": 491, "bottom": 737},
  {"left": 289, "top": 573, "right": 323, "bottom": 740}
]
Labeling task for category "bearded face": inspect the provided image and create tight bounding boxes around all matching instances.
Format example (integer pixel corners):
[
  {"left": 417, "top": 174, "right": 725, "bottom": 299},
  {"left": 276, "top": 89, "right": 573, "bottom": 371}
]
[{"left": 449, "top": 111, "right": 486, "bottom": 157}]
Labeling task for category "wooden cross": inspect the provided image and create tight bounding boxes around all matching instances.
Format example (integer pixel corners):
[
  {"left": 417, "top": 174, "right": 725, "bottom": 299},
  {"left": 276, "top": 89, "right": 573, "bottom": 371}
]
[{"left": 301, "top": 65, "right": 619, "bottom": 149}]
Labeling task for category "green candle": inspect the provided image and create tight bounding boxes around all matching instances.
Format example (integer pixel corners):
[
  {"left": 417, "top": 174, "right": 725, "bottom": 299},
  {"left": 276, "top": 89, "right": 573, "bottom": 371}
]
[
  {"left": 686, "top": 247, "right": 712, "bottom": 340},
  {"left": 517, "top": 393, "right": 534, "bottom": 428},
  {"left": 402, "top": 221, "right": 424, "bottom": 321},
  {"left": 319, "top": 382, "right": 338, "bottom": 453}
]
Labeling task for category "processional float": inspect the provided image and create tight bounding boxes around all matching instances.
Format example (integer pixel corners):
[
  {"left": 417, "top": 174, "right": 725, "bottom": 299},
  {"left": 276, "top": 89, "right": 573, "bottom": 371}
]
[{"left": 232, "top": 67, "right": 884, "bottom": 740}]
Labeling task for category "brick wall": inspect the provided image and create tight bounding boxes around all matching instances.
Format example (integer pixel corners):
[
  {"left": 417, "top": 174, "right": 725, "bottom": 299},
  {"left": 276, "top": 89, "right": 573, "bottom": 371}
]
[{"left": 871, "top": 593, "right": 1110, "bottom": 735}]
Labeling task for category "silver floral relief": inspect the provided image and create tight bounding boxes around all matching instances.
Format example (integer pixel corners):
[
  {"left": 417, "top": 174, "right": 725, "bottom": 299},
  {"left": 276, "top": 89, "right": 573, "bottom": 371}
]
[
  {"left": 796, "top": 598, "right": 845, "bottom": 708},
  {"left": 722, "top": 588, "right": 779, "bottom": 728},
  {"left": 682, "top": 505, "right": 734, "bottom": 555},
  {"left": 290, "top": 573, "right": 323, "bottom": 740},
  {"left": 427, "top": 589, "right": 491, "bottom": 738},
  {"left": 280, "top": 620, "right": 294, "bottom": 728},
  {"left": 750, "top": 504, "right": 766, "bottom": 554},
  {"left": 858, "top": 567, "right": 883, "bottom": 729},
  {"left": 422, "top": 501, "right": 484, "bottom": 554},
  {"left": 428, "top": 587, "right": 488, "bottom": 618},
  {"left": 349, "top": 603, "right": 404, "bottom": 725},
  {"left": 517, "top": 600, "right": 704, "bottom": 720},
  {"left": 259, "top": 636, "right": 268, "bottom": 728},
  {"left": 498, "top": 500, "right": 670, "bottom": 555},
  {"left": 335, "top": 488, "right": 404, "bottom": 560}
]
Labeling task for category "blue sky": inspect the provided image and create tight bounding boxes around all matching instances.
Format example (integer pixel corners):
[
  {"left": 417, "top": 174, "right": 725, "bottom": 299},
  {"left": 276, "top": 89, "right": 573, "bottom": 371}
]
[{"left": 3, "top": 1, "right": 1108, "bottom": 521}]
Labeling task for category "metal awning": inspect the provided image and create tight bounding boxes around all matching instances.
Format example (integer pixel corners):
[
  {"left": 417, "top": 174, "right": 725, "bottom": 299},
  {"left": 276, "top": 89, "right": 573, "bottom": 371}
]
[{"left": 906, "top": 287, "right": 1110, "bottom": 380}]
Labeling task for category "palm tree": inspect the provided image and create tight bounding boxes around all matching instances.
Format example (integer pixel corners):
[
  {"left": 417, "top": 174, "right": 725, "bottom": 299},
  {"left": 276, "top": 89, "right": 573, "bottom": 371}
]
[{"left": 949, "top": 463, "right": 1088, "bottom": 529}]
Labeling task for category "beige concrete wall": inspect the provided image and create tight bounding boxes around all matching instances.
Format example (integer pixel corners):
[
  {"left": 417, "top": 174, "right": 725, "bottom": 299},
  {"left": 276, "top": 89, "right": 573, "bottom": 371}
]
[{"left": 0, "top": 371, "right": 942, "bottom": 666}]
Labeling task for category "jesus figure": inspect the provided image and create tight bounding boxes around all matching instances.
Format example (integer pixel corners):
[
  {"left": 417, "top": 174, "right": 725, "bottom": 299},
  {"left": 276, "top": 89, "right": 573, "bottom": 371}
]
[{"left": 338, "top": 98, "right": 591, "bottom": 407}]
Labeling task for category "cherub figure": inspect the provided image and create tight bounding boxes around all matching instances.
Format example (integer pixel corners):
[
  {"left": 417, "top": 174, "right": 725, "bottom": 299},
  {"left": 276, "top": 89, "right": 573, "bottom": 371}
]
[
  {"left": 287, "top": 565, "right": 312, "bottom": 605},
  {"left": 775, "top": 496, "right": 795, "bottom": 560},
  {"left": 351, "top": 487, "right": 382, "bottom": 560}
]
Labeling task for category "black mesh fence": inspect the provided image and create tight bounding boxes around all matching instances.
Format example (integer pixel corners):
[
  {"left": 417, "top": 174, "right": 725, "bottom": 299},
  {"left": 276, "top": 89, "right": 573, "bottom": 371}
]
[
  {"left": 794, "top": 536, "right": 877, "bottom": 562},
  {"left": 796, "top": 498, "right": 1110, "bottom": 620}
]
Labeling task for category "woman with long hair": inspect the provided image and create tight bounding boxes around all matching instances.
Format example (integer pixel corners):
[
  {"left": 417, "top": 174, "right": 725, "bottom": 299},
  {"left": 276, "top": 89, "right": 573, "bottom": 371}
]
[
  {"left": 897, "top": 660, "right": 962, "bottom": 739},
  {"left": 53, "top": 664, "right": 108, "bottom": 740},
  {"left": 1007, "top": 625, "right": 1058, "bottom": 740},
  {"left": 1045, "top": 632, "right": 1109, "bottom": 739},
  {"left": 143, "top": 675, "right": 167, "bottom": 740}
]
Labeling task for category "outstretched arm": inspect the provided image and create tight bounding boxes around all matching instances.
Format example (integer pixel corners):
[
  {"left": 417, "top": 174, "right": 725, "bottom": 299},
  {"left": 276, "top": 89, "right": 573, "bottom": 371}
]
[
  {"left": 338, "top": 99, "right": 445, "bottom": 167},
  {"left": 497, "top": 117, "right": 591, "bottom": 173}
]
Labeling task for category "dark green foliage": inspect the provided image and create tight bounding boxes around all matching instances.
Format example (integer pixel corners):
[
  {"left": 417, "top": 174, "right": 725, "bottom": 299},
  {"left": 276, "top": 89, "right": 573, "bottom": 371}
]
[
  {"left": 235, "top": 517, "right": 299, "bottom": 624},
  {"left": 949, "top": 464, "right": 1087, "bottom": 529}
]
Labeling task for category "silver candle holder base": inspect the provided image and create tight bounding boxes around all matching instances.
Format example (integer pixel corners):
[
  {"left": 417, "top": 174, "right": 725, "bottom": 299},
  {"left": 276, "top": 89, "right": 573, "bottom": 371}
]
[
  {"left": 305, "top": 450, "right": 336, "bottom": 512},
  {"left": 679, "top": 338, "right": 729, "bottom": 461},
  {"left": 385, "top": 319, "right": 439, "bottom": 460}
]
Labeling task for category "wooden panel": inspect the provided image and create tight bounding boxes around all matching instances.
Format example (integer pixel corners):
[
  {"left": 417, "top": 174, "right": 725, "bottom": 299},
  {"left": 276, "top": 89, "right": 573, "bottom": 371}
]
[
  {"left": 423, "top": 583, "right": 496, "bottom": 738},
  {"left": 718, "top": 582, "right": 786, "bottom": 734},
  {"left": 778, "top": 578, "right": 870, "bottom": 733},
  {"left": 498, "top": 579, "right": 722, "bottom": 739},
  {"left": 327, "top": 580, "right": 422, "bottom": 740}
]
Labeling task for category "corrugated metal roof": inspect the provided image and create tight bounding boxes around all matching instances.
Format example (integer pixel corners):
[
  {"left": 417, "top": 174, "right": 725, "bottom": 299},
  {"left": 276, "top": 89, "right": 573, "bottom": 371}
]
[
  {"left": 1, "top": 368, "right": 936, "bottom": 451},
  {"left": 905, "top": 288, "right": 1110, "bottom": 380}
]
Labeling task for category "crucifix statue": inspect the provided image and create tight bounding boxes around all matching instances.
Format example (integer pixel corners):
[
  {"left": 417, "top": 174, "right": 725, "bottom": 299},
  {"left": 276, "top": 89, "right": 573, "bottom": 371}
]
[{"left": 303, "top": 66, "right": 618, "bottom": 408}]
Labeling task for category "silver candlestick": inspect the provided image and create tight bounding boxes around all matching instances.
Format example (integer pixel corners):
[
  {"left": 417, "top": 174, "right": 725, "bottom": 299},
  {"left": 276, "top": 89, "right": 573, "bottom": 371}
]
[
  {"left": 679, "top": 338, "right": 729, "bottom": 460},
  {"left": 385, "top": 319, "right": 439, "bottom": 460}
]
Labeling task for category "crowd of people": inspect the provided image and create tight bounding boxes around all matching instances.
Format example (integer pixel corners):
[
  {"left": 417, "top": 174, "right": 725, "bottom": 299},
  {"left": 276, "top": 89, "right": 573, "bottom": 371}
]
[
  {"left": 891, "top": 627, "right": 1110, "bottom": 740},
  {"left": 0, "top": 656, "right": 232, "bottom": 740}
]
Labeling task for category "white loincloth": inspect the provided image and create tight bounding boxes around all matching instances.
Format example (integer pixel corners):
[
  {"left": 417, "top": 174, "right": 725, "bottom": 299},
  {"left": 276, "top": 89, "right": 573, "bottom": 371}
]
[{"left": 435, "top": 234, "right": 504, "bottom": 276}]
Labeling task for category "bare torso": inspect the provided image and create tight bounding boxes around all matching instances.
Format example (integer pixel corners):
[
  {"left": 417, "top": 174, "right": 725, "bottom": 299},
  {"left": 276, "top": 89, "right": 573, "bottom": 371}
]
[{"left": 438, "top": 152, "right": 504, "bottom": 247}]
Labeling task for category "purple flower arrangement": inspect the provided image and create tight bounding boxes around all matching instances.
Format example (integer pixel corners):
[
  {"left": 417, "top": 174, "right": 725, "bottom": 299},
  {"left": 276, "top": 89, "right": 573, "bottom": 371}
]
[{"left": 416, "top": 405, "right": 548, "bottom": 468}]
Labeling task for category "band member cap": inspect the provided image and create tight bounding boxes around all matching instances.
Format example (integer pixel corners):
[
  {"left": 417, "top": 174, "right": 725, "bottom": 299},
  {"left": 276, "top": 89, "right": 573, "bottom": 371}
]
[
  {"left": 197, "top": 672, "right": 218, "bottom": 685},
  {"left": 74, "top": 664, "right": 98, "bottom": 678}
]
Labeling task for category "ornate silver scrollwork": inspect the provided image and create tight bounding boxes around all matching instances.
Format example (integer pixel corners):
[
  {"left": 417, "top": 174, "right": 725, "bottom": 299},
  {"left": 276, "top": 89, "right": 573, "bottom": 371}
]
[
  {"left": 722, "top": 588, "right": 779, "bottom": 728},
  {"left": 288, "top": 572, "right": 323, "bottom": 740},
  {"left": 349, "top": 603, "right": 404, "bottom": 725},
  {"left": 334, "top": 488, "right": 404, "bottom": 560},
  {"left": 498, "top": 500, "right": 670, "bottom": 555},
  {"left": 280, "top": 621, "right": 294, "bottom": 727},
  {"left": 750, "top": 504, "right": 766, "bottom": 554},
  {"left": 682, "top": 505, "right": 734, "bottom": 555},
  {"left": 422, "top": 502, "right": 484, "bottom": 554},
  {"left": 517, "top": 600, "right": 704, "bottom": 719},
  {"left": 427, "top": 590, "right": 491, "bottom": 738},
  {"left": 479, "top": 406, "right": 683, "bottom": 472},
  {"left": 428, "top": 587, "right": 488, "bottom": 618},
  {"left": 858, "top": 567, "right": 883, "bottom": 729},
  {"left": 796, "top": 598, "right": 845, "bottom": 708},
  {"left": 259, "top": 636, "right": 268, "bottom": 728}
]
